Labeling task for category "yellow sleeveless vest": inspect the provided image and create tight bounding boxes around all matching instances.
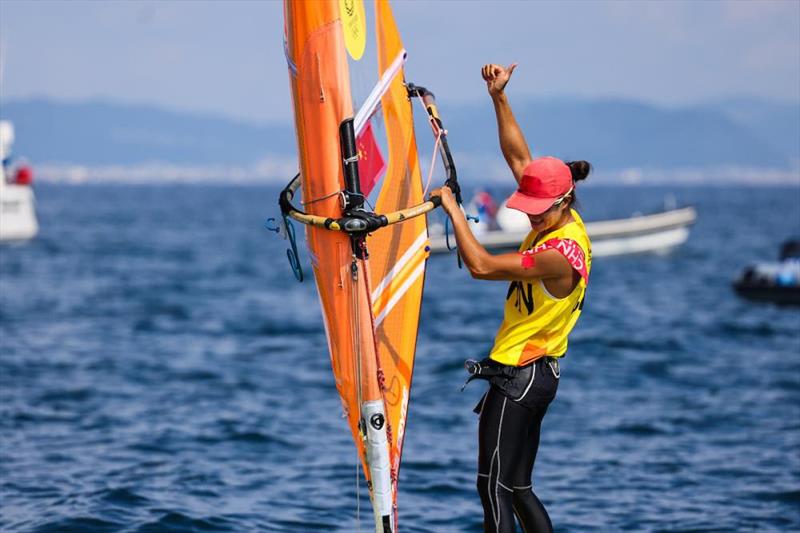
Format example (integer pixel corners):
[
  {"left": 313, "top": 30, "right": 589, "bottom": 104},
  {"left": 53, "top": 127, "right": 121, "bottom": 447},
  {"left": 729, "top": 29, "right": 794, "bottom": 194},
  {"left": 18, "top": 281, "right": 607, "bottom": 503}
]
[{"left": 489, "top": 209, "right": 591, "bottom": 366}]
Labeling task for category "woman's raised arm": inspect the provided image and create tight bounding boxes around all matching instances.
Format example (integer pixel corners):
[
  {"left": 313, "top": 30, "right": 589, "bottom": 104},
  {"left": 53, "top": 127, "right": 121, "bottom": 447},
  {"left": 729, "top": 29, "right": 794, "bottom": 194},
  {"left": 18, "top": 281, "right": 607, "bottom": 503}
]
[{"left": 482, "top": 63, "right": 531, "bottom": 184}]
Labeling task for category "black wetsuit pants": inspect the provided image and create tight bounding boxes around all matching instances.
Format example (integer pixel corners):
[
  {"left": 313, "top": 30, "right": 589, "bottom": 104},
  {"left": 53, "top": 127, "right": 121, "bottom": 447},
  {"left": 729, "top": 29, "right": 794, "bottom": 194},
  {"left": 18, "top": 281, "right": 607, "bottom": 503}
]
[{"left": 475, "top": 357, "right": 559, "bottom": 533}]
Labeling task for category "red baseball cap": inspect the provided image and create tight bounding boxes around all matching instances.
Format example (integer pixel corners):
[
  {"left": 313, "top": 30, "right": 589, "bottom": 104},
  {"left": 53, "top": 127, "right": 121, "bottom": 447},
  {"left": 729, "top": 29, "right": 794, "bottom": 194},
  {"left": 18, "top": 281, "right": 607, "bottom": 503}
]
[{"left": 506, "top": 157, "right": 573, "bottom": 215}]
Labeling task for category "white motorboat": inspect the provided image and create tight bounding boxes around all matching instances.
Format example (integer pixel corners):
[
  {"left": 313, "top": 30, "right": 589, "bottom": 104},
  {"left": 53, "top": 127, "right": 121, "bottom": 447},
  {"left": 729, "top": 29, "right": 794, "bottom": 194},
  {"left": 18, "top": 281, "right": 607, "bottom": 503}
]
[
  {"left": 0, "top": 120, "right": 38, "bottom": 242},
  {"left": 429, "top": 199, "right": 696, "bottom": 258}
]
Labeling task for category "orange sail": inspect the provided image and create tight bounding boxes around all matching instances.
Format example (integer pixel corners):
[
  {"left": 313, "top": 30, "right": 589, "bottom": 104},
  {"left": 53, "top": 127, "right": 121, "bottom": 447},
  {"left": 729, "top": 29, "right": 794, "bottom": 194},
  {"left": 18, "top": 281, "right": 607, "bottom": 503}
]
[
  {"left": 282, "top": 1, "right": 455, "bottom": 530},
  {"left": 369, "top": 0, "right": 427, "bottom": 509}
]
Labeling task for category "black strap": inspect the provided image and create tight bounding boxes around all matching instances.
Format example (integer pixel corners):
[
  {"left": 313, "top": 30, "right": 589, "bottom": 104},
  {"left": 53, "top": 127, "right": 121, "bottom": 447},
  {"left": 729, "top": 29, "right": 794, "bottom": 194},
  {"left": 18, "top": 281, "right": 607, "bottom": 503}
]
[{"left": 461, "top": 357, "right": 518, "bottom": 391}]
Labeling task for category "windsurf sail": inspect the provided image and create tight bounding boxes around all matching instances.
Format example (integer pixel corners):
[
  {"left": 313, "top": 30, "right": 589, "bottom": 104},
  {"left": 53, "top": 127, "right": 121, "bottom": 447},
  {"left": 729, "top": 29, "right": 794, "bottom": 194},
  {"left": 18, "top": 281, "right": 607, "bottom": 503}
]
[{"left": 279, "top": 1, "right": 459, "bottom": 530}]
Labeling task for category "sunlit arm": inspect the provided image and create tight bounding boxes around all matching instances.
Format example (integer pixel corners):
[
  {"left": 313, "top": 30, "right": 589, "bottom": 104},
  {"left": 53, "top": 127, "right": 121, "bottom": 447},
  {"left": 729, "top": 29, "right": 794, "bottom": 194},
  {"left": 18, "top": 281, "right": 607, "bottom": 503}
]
[
  {"left": 448, "top": 208, "right": 572, "bottom": 282},
  {"left": 492, "top": 92, "right": 532, "bottom": 184}
]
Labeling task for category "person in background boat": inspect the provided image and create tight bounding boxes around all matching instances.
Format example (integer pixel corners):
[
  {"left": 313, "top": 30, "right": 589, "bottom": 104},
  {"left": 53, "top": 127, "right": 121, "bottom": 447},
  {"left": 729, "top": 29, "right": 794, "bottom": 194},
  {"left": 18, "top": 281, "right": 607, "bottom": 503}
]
[
  {"left": 776, "top": 240, "right": 800, "bottom": 288},
  {"left": 469, "top": 189, "right": 500, "bottom": 231},
  {"left": 430, "top": 63, "right": 592, "bottom": 533}
]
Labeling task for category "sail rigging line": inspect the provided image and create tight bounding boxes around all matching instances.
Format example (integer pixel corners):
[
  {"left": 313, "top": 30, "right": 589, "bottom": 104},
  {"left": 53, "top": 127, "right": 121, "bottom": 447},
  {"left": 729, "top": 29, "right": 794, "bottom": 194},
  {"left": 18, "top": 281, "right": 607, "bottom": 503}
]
[
  {"left": 406, "top": 84, "right": 459, "bottom": 201},
  {"left": 422, "top": 128, "right": 442, "bottom": 197},
  {"left": 264, "top": 212, "right": 304, "bottom": 281},
  {"left": 300, "top": 187, "right": 347, "bottom": 210},
  {"left": 350, "top": 257, "right": 364, "bottom": 531},
  {"left": 406, "top": 83, "right": 467, "bottom": 270},
  {"left": 355, "top": 451, "right": 361, "bottom": 532},
  {"left": 411, "top": 90, "right": 446, "bottom": 197},
  {"left": 283, "top": 37, "right": 298, "bottom": 77}
]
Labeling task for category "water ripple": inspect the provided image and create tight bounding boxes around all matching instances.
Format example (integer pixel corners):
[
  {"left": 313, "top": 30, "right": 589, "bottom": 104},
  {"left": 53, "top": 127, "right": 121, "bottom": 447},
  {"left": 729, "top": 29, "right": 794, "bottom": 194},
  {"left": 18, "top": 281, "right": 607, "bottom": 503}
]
[{"left": 1, "top": 184, "right": 798, "bottom": 531}]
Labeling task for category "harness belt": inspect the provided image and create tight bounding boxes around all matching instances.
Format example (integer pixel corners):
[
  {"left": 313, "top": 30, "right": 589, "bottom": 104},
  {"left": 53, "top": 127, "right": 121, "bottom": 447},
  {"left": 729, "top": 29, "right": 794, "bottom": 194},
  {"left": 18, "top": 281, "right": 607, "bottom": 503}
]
[{"left": 461, "top": 356, "right": 559, "bottom": 391}]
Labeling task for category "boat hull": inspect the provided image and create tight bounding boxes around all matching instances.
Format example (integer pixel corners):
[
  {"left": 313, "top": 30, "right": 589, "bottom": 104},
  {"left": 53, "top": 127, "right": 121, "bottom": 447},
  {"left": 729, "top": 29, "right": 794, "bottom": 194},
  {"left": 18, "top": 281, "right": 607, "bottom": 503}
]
[
  {"left": 429, "top": 206, "right": 697, "bottom": 257},
  {"left": 733, "top": 284, "right": 800, "bottom": 306},
  {"left": 0, "top": 183, "right": 38, "bottom": 242}
]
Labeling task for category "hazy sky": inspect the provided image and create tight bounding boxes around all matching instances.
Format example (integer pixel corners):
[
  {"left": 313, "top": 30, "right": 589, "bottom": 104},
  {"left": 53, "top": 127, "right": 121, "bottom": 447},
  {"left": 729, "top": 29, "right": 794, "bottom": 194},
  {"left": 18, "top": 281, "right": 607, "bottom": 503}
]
[{"left": 1, "top": 0, "right": 798, "bottom": 124}]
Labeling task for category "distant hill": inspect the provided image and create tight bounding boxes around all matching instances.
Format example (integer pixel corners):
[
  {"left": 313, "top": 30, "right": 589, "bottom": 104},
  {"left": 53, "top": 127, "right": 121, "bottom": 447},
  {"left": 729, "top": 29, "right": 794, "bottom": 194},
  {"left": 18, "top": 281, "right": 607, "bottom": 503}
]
[
  {"left": 1, "top": 98, "right": 295, "bottom": 166},
  {"left": 442, "top": 97, "right": 795, "bottom": 171},
  {"left": 703, "top": 97, "right": 800, "bottom": 167},
  {"left": 1, "top": 96, "right": 797, "bottom": 181}
]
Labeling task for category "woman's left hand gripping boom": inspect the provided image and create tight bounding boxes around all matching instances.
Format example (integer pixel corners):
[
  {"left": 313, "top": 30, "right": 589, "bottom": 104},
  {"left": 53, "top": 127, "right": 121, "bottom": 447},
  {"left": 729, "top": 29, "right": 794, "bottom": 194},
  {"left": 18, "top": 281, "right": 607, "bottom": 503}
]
[{"left": 429, "top": 187, "right": 575, "bottom": 286}]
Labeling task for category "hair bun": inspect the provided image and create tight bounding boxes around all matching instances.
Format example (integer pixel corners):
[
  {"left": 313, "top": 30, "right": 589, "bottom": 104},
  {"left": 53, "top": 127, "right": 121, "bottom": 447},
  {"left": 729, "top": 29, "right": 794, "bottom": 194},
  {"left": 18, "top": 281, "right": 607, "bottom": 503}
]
[{"left": 566, "top": 161, "right": 591, "bottom": 182}]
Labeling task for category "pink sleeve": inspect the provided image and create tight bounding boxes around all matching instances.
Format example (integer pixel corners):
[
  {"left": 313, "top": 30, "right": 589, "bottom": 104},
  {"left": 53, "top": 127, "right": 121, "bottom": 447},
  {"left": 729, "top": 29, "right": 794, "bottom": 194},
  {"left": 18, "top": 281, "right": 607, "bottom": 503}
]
[{"left": 530, "top": 238, "right": 589, "bottom": 281}]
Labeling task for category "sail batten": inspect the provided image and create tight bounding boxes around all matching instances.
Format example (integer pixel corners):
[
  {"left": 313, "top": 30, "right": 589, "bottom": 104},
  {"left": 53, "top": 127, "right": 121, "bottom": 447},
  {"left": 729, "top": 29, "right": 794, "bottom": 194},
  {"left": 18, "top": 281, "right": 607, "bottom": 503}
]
[
  {"left": 354, "top": 48, "right": 407, "bottom": 135},
  {"left": 371, "top": 230, "right": 429, "bottom": 302}
]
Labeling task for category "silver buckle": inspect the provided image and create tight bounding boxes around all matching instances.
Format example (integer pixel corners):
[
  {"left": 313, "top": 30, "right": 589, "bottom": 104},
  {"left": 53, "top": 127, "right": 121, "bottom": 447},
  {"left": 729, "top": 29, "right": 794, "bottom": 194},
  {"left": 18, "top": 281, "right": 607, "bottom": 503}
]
[{"left": 547, "top": 358, "right": 560, "bottom": 379}]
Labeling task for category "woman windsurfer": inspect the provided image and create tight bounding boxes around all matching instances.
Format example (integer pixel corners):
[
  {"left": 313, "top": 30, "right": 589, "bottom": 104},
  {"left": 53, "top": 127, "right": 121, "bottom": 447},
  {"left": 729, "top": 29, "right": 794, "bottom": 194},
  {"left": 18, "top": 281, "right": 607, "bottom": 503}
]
[{"left": 431, "top": 63, "right": 592, "bottom": 533}]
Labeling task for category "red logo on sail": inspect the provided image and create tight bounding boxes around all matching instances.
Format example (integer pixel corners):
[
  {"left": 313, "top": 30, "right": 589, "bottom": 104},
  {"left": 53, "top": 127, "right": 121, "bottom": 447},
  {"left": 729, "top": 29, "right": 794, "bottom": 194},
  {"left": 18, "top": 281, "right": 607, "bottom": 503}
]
[{"left": 356, "top": 121, "right": 386, "bottom": 197}]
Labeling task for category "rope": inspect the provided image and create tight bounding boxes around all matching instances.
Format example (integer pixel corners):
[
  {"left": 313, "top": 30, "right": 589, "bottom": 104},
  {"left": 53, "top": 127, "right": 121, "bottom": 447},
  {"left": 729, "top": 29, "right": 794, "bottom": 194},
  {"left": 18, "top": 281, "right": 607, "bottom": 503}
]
[
  {"left": 301, "top": 189, "right": 346, "bottom": 207},
  {"left": 356, "top": 450, "right": 361, "bottom": 532},
  {"left": 412, "top": 92, "right": 447, "bottom": 197},
  {"left": 410, "top": 92, "right": 464, "bottom": 269},
  {"left": 444, "top": 215, "right": 457, "bottom": 252},
  {"left": 350, "top": 257, "right": 363, "bottom": 530},
  {"left": 422, "top": 128, "right": 442, "bottom": 197}
]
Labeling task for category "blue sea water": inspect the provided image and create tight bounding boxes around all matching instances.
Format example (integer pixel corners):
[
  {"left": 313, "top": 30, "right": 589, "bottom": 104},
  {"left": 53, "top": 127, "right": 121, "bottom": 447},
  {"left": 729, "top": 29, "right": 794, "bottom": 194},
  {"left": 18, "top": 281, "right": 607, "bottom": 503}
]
[{"left": 1, "top": 183, "right": 799, "bottom": 532}]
